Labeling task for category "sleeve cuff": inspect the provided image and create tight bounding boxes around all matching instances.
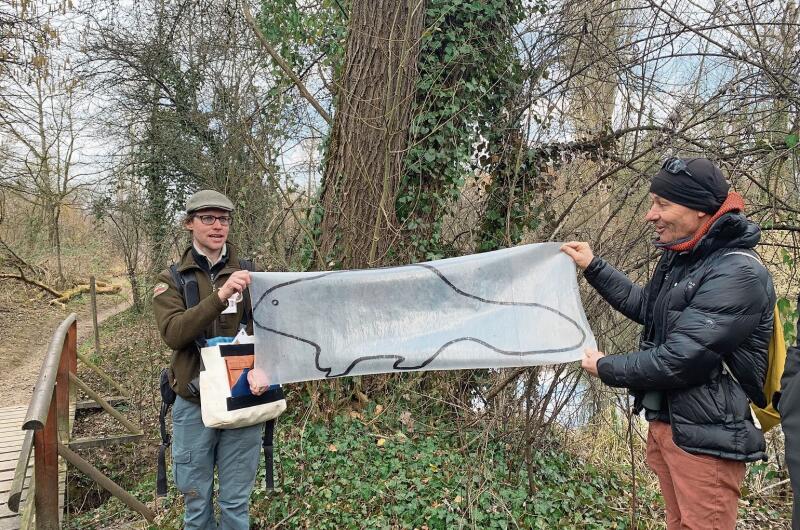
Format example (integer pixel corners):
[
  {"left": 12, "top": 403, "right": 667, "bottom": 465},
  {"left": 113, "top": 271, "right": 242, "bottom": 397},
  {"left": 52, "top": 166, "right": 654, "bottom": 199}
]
[
  {"left": 583, "top": 256, "right": 605, "bottom": 281},
  {"left": 596, "top": 356, "right": 618, "bottom": 387}
]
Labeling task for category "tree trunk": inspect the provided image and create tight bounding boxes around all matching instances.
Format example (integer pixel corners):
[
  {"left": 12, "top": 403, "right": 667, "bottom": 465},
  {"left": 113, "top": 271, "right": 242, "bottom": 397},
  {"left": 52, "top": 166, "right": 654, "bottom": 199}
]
[
  {"left": 318, "top": 0, "right": 426, "bottom": 269},
  {"left": 128, "top": 266, "right": 142, "bottom": 313}
]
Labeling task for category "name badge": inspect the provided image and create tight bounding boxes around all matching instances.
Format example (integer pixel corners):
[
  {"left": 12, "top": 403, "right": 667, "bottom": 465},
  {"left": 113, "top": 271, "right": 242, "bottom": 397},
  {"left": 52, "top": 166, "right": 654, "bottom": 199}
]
[{"left": 221, "top": 292, "right": 243, "bottom": 315}]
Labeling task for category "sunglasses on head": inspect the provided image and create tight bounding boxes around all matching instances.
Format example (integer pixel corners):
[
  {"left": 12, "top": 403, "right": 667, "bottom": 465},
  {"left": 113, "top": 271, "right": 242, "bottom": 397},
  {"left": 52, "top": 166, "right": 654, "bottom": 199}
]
[{"left": 661, "top": 157, "right": 694, "bottom": 178}]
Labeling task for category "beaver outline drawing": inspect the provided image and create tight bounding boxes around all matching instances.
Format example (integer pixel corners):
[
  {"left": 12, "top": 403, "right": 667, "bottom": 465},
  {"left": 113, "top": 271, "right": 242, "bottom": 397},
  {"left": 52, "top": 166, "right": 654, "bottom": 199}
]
[{"left": 251, "top": 247, "right": 590, "bottom": 381}]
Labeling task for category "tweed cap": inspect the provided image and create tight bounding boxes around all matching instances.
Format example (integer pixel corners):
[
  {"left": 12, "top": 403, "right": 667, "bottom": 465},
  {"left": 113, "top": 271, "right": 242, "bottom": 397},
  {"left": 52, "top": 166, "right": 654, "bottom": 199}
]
[{"left": 185, "top": 190, "right": 234, "bottom": 213}]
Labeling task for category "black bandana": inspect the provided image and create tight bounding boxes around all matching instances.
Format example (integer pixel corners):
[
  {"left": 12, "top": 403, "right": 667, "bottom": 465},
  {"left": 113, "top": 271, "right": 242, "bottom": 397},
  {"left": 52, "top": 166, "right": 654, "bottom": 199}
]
[{"left": 649, "top": 158, "right": 730, "bottom": 214}]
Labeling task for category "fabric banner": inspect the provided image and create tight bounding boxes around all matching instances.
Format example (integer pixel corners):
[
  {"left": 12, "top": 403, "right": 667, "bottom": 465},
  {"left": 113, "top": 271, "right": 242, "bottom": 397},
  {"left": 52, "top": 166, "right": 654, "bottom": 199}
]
[{"left": 250, "top": 242, "right": 595, "bottom": 385}]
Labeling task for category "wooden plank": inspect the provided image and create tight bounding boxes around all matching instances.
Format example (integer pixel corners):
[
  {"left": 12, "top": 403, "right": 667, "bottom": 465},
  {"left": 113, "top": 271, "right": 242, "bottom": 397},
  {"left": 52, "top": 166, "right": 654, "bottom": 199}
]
[
  {"left": 0, "top": 476, "right": 64, "bottom": 528},
  {"left": 68, "top": 433, "right": 144, "bottom": 451},
  {"left": 0, "top": 417, "right": 27, "bottom": 425},
  {"left": 0, "top": 422, "right": 24, "bottom": 429},
  {"left": 0, "top": 454, "right": 22, "bottom": 466},
  {"left": 0, "top": 421, "right": 26, "bottom": 429},
  {"left": 0, "top": 408, "right": 29, "bottom": 416},
  {"left": 0, "top": 459, "right": 22, "bottom": 473},
  {"left": 0, "top": 467, "right": 31, "bottom": 482},
  {"left": 0, "top": 516, "right": 20, "bottom": 530},
  {"left": 0, "top": 477, "right": 30, "bottom": 495},
  {"left": 0, "top": 416, "right": 28, "bottom": 424},
  {"left": 76, "top": 396, "right": 128, "bottom": 411}
]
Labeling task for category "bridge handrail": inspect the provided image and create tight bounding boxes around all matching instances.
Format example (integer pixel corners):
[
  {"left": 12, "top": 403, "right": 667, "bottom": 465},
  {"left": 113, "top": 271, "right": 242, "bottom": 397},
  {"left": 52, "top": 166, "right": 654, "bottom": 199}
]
[
  {"left": 7, "top": 312, "right": 76, "bottom": 527},
  {"left": 22, "top": 313, "right": 77, "bottom": 430}
]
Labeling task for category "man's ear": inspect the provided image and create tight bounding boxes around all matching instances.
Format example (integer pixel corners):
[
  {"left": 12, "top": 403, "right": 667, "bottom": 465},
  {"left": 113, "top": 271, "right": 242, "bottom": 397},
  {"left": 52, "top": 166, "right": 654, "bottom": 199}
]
[{"left": 697, "top": 210, "right": 708, "bottom": 220}]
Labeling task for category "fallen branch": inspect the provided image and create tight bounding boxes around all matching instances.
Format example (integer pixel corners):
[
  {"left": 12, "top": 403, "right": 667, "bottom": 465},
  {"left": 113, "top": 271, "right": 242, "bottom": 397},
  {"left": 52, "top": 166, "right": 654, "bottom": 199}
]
[
  {"left": 50, "top": 283, "right": 121, "bottom": 305},
  {"left": 0, "top": 237, "right": 46, "bottom": 277},
  {"left": 0, "top": 273, "right": 63, "bottom": 297}
]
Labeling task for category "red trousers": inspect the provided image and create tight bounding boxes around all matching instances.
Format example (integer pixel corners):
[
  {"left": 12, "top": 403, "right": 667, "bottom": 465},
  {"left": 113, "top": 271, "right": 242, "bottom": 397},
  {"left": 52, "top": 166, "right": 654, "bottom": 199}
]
[{"left": 646, "top": 421, "right": 746, "bottom": 530}]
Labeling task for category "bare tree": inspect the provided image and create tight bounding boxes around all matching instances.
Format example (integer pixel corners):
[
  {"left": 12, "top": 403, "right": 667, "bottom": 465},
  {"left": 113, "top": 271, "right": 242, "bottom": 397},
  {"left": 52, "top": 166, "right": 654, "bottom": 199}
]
[
  {"left": 0, "top": 56, "right": 98, "bottom": 286},
  {"left": 318, "top": 0, "right": 426, "bottom": 269}
]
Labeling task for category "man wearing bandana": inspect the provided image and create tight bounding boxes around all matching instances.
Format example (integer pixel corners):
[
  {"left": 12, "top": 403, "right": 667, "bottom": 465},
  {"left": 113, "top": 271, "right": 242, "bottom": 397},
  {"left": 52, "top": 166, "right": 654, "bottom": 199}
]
[{"left": 562, "top": 158, "right": 775, "bottom": 530}]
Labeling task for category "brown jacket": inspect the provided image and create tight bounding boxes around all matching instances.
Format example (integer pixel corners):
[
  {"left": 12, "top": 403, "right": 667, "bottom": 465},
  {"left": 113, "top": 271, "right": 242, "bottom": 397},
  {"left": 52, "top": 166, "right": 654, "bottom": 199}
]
[{"left": 153, "top": 244, "right": 254, "bottom": 403}]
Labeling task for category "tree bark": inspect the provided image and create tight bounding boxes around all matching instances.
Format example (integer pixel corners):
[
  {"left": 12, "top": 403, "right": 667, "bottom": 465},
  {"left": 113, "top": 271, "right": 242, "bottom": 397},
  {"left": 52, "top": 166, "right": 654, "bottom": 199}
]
[{"left": 319, "top": 0, "right": 426, "bottom": 269}]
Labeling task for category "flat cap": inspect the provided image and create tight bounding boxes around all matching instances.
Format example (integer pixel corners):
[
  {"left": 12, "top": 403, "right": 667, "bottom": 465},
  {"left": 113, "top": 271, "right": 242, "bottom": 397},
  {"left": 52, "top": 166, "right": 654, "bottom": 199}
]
[{"left": 185, "top": 189, "right": 234, "bottom": 213}]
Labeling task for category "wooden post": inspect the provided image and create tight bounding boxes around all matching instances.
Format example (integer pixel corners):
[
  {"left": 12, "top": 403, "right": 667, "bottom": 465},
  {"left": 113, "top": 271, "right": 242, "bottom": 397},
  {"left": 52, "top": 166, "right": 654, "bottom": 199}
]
[
  {"left": 34, "top": 394, "right": 60, "bottom": 529},
  {"left": 90, "top": 276, "right": 100, "bottom": 356}
]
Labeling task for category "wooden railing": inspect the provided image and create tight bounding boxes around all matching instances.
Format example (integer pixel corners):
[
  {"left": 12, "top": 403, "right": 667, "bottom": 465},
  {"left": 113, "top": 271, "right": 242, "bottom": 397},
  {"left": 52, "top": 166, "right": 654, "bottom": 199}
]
[{"left": 7, "top": 314, "right": 155, "bottom": 528}]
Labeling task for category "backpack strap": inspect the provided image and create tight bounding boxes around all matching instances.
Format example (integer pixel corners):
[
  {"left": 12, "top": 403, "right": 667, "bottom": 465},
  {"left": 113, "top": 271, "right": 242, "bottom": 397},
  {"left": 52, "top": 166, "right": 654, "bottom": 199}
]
[
  {"left": 263, "top": 418, "right": 276, "bottom": 489},
  {"left": 157, "top": 367, "right": 176, "bottom": 498},
  {"left": 169, "top": 263, "right": 205, "bottom": 351}
]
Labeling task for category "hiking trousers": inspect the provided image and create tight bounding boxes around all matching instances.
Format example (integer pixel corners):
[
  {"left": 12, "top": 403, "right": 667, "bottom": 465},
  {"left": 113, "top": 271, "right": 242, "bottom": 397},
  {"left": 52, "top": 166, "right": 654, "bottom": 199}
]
[
  {"left": 172, "top": 396, "right": 263, "bottom": 530},
  {"left": 646, "top": 421, "right": 746, "bottom": 530}
]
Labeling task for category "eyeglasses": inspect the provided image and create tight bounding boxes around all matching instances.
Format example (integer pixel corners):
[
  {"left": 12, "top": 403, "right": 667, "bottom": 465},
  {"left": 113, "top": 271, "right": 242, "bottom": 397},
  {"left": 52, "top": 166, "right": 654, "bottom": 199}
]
[
  {"left": 661, "top": 157, "right": 694, "bottom": 178},
  {"left": 195, "top": 214, "right": 232, "bottom": 226}
]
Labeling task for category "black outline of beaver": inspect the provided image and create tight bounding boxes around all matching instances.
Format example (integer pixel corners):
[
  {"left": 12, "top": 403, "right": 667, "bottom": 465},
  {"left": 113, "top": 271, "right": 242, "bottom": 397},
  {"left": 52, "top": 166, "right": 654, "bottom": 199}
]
[{"left": 252, "top": 263, "right": 587, "bottom": 378}]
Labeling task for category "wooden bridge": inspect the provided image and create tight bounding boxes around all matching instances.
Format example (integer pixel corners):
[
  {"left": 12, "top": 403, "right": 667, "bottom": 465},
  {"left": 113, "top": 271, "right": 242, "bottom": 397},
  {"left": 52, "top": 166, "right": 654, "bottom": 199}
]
[{"left": 0, "top": 314, "right": 155, "bottom": 529}]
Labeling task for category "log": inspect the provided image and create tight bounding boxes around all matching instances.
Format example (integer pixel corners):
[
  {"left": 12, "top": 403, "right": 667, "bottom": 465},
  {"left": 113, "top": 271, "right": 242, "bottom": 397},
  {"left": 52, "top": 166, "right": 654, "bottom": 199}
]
[
  {"left": 0, "top": 273, "right": 62, "bottom": 297},
  {"left": 50, "top": 283, "right": 121, "bottom": 305}
]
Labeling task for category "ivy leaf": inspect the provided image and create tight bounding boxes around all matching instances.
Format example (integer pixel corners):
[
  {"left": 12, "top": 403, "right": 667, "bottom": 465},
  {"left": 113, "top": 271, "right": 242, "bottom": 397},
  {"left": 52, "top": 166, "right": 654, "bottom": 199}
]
[
  {"left": 778, "top": 297, "right": 791, "bottom": 315},
  {"left": 786, "top": 134, "right": 799, "bottom": 149}
]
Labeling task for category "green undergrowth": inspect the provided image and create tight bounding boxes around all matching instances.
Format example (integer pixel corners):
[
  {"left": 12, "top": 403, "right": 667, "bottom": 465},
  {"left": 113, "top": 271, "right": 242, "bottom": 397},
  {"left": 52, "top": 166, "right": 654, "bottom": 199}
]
[
  {"left": 65, "top": 308, "right": 792, "bottom": 529},
  {"left": 76, "top": 404, "right": 663, "bottom": 530},
  {"left": 246, "top": 410, "right": 662, "bottom": 529},
  {"left": 67, "top": 307, "right": 664, "bottom": 529}
]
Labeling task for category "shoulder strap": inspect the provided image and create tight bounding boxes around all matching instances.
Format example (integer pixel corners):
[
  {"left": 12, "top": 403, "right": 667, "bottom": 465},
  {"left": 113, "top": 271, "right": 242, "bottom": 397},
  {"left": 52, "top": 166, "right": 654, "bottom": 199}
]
[
  {"left": 182, "top": 271, "right": 201, "bottom": 310},
  {"left": 169, "top": 263, "right": 206, "bottom": 359},
  {"left": 169, "top": 264, "right": 183, "bottom": 299}
]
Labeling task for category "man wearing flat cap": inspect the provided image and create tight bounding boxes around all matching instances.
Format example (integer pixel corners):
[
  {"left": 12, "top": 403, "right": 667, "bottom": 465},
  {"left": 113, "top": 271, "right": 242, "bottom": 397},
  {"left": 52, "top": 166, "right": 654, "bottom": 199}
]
[
  {"left": 562, "top": 158, "right": 775, "bottom": 529},
  {"left": 153, "top": 190, "right": 268, "bottom": 529}
]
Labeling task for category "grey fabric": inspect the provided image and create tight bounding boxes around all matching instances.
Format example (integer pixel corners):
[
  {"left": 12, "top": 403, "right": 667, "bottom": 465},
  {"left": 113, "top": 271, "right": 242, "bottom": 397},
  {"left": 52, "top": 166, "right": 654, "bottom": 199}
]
[{"left": 585, "top": 212, "right": 775, "bottom": 462}]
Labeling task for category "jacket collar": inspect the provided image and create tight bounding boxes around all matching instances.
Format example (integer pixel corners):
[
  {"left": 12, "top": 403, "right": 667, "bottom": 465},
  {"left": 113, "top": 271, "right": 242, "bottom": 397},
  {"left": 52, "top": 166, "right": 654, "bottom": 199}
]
[
  {"left": 192, "top": 242, "right": 227, "bottom": 268},
  {"left": 177, "top": 243, "right": 241, "bottom": 275}
]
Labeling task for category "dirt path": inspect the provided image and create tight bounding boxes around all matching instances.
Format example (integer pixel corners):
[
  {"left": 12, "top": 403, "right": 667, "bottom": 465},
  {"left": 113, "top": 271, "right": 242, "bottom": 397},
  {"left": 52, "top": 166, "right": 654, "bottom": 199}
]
[{"left": 0, "top": 286, "right": 132, "bottom": 407}]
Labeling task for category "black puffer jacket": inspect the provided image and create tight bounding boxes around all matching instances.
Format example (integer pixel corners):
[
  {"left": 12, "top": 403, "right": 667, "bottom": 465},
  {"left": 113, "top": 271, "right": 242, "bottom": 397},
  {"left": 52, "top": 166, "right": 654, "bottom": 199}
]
[{"left": 585, "top": 212, "right": 775, "bottom": 462}]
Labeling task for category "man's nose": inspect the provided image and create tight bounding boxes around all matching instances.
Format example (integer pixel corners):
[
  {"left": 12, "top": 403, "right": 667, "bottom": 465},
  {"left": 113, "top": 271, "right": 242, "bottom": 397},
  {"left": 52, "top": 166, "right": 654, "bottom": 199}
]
[{"left": 644, "top": 207, "right": 658, "bottom": 222}]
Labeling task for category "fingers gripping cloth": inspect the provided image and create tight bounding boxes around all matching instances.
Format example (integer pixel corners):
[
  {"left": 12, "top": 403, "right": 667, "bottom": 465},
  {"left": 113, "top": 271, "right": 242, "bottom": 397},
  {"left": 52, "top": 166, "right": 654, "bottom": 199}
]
[{"left": 250, "top": 243, "right": 596, "bottom": 384}]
